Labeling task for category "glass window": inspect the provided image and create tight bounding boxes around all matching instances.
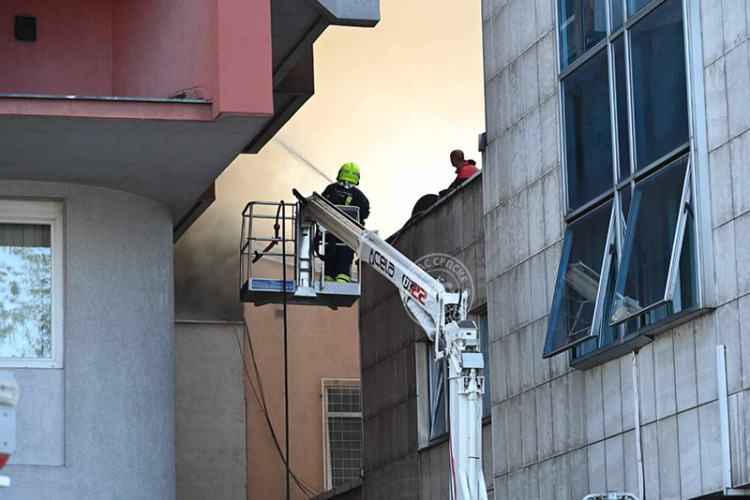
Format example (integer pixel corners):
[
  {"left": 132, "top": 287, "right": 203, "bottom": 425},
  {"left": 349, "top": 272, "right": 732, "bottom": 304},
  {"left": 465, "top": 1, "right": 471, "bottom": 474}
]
[
  {"left": 612, "top": 0, "right": 624, "bottom": 31},
  {"left": 0, "top": 223, "right": 53, "bottom": 361},
  {"left": 544, "top": 201, "right": 614, "bottom": 357},
  {"left": 628, "top": 0, "right": 655, "bottom": 17},
  {"left": 619, "top": 186, "right": 632, "bottom": 236},
  {"left": 563, "top": 50, "right": 613, "bottom": 210},
  {"left": 559, "top": 0, "right": 584, "bottom": 68},
  {"left": 426, "top": 316, "right": 489, "bottom": 437},
  {"left": 630, "top": 0, "right": 688, "bottom": 170},
  {"left": 670, "top": 195, "right": 698, "bottom": 311},
  {"left": 428, "top": 347, "right": 447, "bottom": 439},
  {"left": 324, "top": 383, "right": 363, "bottom": 489},
  {"left": 572, "top": 188, "right": 629, "bottom": 358},
  {"left": 613, "top": 37, "right": 631, "bottom": 181},
  {"left": 0, "top": 201, "right": 62, "bottom": 368},
  {"left": 573, "top": 251, "right": 619, "bottom": 356},
  {"left": 585, "top": 0, "right": 608, "bottom": 51},
  {"left": 552, "top": 0, "right": 698, "bottom": 363},
  {"left": 559, "top": 0, "right": 608, "bottom": 68},
  {"left": 610, "top": 156, "right": 695, "bottom": 324}
]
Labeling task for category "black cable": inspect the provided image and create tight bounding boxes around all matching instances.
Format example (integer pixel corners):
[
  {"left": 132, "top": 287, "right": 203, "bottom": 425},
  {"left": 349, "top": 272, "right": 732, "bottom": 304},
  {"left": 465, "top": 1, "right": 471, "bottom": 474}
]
[
  {"left": 232, "top": 325, "right": 320, "bottom": 498},
  {"left": 281, "top": 200, "right": 291, "bottom": 500}
]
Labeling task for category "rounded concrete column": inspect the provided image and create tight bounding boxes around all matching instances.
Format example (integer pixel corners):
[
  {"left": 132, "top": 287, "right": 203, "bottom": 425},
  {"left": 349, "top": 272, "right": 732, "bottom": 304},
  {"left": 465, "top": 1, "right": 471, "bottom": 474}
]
[{"left": 0, "top": 181, "right": 175, "bottom": 500}]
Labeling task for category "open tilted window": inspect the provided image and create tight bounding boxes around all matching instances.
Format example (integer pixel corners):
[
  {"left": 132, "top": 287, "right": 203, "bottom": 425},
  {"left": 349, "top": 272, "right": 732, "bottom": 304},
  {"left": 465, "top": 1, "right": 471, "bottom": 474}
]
[
  {"left": 545, "top": 0, "right": 710, "bottom": 365},
  {"left": 610, "top": 156, "right": 697, "bottom": 325},
  {"left": 544, "top": 202, "right": 615, "bottom": 357}
]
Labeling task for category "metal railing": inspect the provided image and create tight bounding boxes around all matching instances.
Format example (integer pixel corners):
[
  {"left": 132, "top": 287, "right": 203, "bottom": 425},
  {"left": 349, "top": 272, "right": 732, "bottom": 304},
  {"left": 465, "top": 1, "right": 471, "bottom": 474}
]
[
  {"left": 240, "top": 201, "right": 298, "bottom": 292},
  {"left": 316, "top": 205, "right": 361, "bottom": 288},
  {"left": 240, "top": 201, "right": 361, "bottom": 294}
]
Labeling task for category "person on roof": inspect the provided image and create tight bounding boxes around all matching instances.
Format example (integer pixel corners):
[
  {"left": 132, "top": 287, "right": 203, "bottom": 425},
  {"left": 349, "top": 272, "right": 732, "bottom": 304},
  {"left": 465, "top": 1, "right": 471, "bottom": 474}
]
[
  {"left": 321, "top": 163, "right": 370, "bottom": 283},
  {"left": 439, "top": 149, "right": 480, "bottom": 197}
]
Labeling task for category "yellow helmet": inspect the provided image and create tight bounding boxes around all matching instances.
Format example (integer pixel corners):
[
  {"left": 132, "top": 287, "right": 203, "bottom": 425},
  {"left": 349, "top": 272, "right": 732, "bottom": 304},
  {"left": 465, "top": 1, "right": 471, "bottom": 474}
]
[{"left": 337, "top": 162, "right": 361, "bottom": 185}]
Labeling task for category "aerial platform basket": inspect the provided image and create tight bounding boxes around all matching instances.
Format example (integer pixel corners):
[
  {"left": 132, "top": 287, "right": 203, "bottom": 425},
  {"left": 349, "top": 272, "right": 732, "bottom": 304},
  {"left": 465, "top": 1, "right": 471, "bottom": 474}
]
[{"left": 239, "top": 200, "right": 361, "bottom": 309}]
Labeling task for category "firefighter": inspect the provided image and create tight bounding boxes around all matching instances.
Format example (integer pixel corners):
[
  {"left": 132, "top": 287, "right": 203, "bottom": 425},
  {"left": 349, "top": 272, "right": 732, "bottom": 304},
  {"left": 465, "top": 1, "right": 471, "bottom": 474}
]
[
  {"left": 321, "top": 163, "right": 370, "bottom": 283},
  {"left": 439, "top": 149, "right": 479, "bottom": 197}
]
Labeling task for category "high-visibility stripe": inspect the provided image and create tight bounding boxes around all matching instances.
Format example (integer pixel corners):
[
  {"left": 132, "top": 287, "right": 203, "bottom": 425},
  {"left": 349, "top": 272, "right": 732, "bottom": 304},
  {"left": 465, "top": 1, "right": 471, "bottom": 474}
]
[{"left": 335, "top": 273, "right": 351, "bottom": 283}]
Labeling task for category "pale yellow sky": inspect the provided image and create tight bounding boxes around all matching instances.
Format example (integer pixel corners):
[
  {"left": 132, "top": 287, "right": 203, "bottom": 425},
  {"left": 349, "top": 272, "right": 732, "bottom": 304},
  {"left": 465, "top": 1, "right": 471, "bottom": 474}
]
[
  {"left": 176, "top": 0, "right": 485, "bottom": 319},
  {"left": 218, "top": 0, "right": 485, "bottom": 237}
]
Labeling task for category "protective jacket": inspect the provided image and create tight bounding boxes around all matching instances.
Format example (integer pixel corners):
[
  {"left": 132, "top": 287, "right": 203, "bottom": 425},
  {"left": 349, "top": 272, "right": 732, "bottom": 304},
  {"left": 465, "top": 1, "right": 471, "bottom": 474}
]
[
  {"left": 441, "top": 161, "right": 480, "bottom": 196},
  {"left": 322, "top": 182, "right": 370, "bottom": 223},
  {"left": 456, "top": 161, "right": 480, "bottom": 181}
]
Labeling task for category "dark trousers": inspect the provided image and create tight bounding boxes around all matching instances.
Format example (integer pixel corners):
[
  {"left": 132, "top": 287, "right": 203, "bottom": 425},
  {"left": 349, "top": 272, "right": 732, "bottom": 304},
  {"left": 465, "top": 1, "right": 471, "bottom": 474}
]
[{"left": 324, "top": 238, "right": 354, "bottom": 279}]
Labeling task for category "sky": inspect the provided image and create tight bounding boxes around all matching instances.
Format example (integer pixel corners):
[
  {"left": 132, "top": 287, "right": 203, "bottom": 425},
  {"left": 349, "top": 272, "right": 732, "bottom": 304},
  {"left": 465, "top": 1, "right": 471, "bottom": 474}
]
[
  {"left": 175, "top": 0, "right": 485, "bottom": 320},
  {"left": 223, "top": 0, "right": 485, "bottom": 236}
]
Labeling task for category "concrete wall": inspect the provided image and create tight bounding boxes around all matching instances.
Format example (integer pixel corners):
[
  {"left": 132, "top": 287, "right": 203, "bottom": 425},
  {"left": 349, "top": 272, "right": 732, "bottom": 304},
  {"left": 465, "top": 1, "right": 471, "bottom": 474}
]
[
  {"left": 112, "top": 0, "right": 215, "bottom": 100},
  {"left": 173, "top": 256, "right": 361, "bottom": 500},
  {"left": 175, "top": 322, "right": 246, "bottom": 500},
  {"left": 0, "top": 180, "right": 175, "bottom": 500},
  {"left": 0, "top": 0, "right": 113, "bottom": 96},
  {"left": 359, "top": 176, "right": 491, "bottom": 499},
  {"left": 0, "top": 0, "right": 274, "bottom": 112},
  {"left": 482, "top": 0, "right": 750, "bottom": 498}
]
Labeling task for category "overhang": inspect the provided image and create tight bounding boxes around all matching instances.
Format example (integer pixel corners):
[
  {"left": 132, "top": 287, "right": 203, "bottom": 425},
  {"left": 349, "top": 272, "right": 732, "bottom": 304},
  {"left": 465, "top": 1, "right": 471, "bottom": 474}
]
[{"left": 0, "top": 0, "right": 379, "bottom": 238}]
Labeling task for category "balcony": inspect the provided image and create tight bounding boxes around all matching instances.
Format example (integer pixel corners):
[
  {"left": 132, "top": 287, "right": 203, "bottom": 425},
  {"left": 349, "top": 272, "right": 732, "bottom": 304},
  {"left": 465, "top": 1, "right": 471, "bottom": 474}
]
[
  {"left": 0, "top": 0, "right": 379, "bottom": 236},
  {"left": 0, "top": 0, "right": 277, "bottom": 120}
]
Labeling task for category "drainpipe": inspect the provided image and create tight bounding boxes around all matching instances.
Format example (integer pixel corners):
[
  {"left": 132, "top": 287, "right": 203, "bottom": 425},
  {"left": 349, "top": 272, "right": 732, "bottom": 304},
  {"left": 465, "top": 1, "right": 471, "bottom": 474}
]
[{"left": 632, "top": 350, "right": 645, "bottom": 500}]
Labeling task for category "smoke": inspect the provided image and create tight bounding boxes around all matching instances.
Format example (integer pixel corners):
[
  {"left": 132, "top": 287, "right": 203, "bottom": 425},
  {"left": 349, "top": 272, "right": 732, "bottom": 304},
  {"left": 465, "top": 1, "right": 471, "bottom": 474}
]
[
  {"left": 173, "top": 0, "right": 484, "bottom": 321},
  {"left": 174, "top": 140, "right": 337, "bottom": 321}
]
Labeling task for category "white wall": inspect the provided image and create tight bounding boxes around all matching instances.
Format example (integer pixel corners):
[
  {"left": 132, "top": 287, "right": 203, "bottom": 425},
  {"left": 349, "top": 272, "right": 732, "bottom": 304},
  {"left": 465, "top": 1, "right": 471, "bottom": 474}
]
[{"left": 0, "top": 180, "right": 175, "bottom": 500}]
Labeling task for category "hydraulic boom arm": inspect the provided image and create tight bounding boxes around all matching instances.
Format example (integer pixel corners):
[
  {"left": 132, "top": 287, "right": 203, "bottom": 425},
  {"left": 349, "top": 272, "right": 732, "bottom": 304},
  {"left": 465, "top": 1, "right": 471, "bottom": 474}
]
[{"left": 293, "top": 190, "right": 488, "bottom": 500}]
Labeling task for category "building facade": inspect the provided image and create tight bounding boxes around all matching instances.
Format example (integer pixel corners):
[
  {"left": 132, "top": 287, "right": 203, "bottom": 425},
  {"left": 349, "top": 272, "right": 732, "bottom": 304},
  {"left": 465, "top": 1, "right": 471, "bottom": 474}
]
[
  {"left": 357, "top": 1, "right": 750, "bottom": 498},
  {"left": 482, "top": 0, "right": 750, "bottom": 498},
  {"left": 0, "top": 1, "right": 378, "bottom": 498},
  {"left": 358, "top": 175, "right": 493, "bottom": 499}
]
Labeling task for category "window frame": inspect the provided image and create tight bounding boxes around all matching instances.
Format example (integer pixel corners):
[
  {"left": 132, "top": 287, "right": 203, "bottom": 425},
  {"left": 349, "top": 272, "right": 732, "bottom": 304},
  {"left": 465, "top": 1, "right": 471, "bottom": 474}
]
[
  {"left": 0, "top": 200, "right": 64, "bottom": 369},
  {"left": 550, "top": 0, "right": 715, "bottom": 364},
  {"left": 609, "top": 157, "right": 694, "bottom": 326},
  {"left": 544, "top": 204, "right": 617, "bottom": 357},
  {"left": 321, "top": 378, "right": 363, "bottom": 491}
]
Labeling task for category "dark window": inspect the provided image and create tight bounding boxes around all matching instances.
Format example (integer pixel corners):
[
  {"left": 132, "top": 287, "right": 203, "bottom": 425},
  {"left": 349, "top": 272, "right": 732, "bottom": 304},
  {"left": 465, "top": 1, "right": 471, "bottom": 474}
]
[
  {"left": 611, "top": 156, "right": 696, "bottom": 324},
  {"left": 559, "top": 0, "right": 608, "bottom": 68},
  {"left": 613, "top": 37, "right": 631, "bottom": 181},
  {"left": 550, "top": 0, "right": 699, "bottom": 363},
  {"left": 629, "top": 0, "right": 656, "bottom": 17},
  {"left": 563, "top": 50, "right": 613, "bottom": 211},
  {"left": 585, "top": 0, "right": 608, "bottom": 52},
  {"left": 544, "top": 202, "right": 613, "bottom": 356},
  {"left": 630, "top": 0, "right": 688, "bottom": 170},
  {"left": 612, "top": 0, "right": 624, "bottom": 31},
  {"left": 428, "top": 315, "right": 490, "bottom": 437},
  {"left": 428, "top": 347, "right": 447, "bottom": 439}
]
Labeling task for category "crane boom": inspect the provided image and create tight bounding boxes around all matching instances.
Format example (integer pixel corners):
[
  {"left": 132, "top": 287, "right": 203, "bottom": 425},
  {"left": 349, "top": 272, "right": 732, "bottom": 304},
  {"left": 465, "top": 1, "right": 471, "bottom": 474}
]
[{"left": 294, "top": 190, "right": 488, "bottom": 500}]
